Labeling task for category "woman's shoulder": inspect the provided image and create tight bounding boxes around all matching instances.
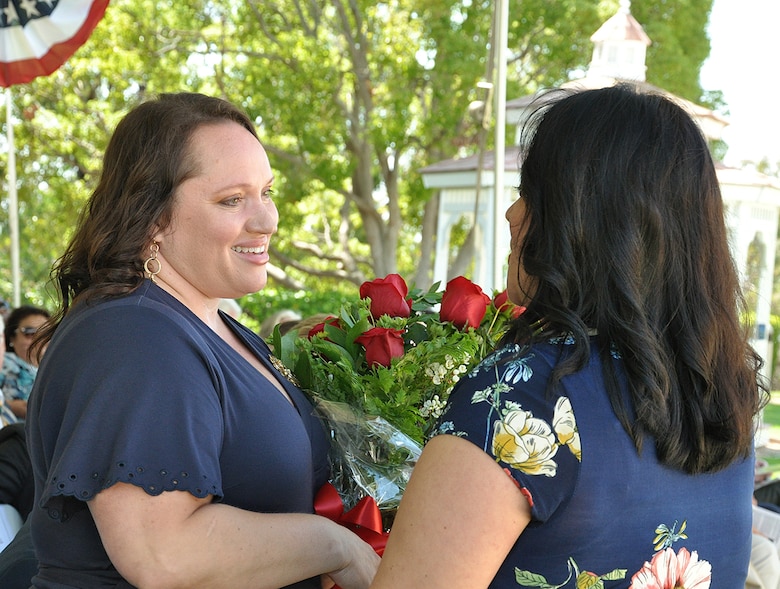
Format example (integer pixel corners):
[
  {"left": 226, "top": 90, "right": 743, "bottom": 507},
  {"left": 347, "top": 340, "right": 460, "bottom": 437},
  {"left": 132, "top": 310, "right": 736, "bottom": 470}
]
[
  {"left": 440, "top": 339, "right": 566, "bottom": 430},
  {"left": 439, "top": 334, "right": 607, "bottom": 442},
  {"left": 59, "top": 284, "right": 207, "bottom": 344},
  {"left": 470, "top": 335, "right": 575, "bottom": 379}
]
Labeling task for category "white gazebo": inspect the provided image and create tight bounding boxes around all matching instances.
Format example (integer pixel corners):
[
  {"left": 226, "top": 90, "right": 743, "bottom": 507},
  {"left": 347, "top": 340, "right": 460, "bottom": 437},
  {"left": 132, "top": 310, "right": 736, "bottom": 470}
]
[{"left": 420, "top": 1, "right": 780, "bottom": 377}]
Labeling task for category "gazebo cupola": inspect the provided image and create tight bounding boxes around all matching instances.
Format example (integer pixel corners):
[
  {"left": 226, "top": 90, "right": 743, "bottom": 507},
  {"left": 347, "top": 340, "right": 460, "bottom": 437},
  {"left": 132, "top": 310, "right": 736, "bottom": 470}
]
[{"left": 587, "top": 0, "right": 651, "bottom": 82}]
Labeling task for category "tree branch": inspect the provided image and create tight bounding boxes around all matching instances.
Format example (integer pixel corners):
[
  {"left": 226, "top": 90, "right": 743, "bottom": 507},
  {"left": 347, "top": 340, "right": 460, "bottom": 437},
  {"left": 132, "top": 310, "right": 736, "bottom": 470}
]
[{"left": 270, "top": 245, "right": 367, "bottom": 286}]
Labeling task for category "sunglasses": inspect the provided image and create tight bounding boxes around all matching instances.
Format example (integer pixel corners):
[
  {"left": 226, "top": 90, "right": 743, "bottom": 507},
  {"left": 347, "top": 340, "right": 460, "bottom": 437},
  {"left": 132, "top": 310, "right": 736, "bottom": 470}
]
[{"left": 18, "top": 326, "right": 39, "bottom": 337}]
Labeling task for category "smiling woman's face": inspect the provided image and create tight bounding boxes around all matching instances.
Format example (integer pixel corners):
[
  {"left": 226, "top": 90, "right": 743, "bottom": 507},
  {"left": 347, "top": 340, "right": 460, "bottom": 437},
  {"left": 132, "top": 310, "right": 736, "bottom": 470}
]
[
  {"left": 10, "top": 313, "right": 48, "bottom": 366},
  {"left": 151, "top": 121, "right": 278, "bottom": 313}
]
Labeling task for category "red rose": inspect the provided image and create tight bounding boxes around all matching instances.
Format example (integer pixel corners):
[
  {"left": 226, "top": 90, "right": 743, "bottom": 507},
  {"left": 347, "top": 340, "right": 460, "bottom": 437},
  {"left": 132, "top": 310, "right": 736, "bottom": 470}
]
[
  {"left": 307, "top": 316, "right": 340, "bottom": 339},
  {"left": 440, "top": 276, "right": 490, "bottom": 329},
  {"left": 355, "top": 327, "right": 405, "bottom": 368},
  {"left": 493, "top": 290, "right": 526, "bottom": 319},
  {"left": 359, "top": 274, "right": 412, "bottom": 319},
  {"left": 493, "top": 290, "right": 510, "bottom": 310}
]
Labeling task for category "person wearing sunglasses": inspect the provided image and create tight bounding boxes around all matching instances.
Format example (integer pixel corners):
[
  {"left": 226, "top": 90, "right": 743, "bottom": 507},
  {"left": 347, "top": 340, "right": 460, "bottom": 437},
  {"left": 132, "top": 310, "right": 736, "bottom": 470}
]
[{"left": 1, "top": 306, "right": 50, "bottom": 421}]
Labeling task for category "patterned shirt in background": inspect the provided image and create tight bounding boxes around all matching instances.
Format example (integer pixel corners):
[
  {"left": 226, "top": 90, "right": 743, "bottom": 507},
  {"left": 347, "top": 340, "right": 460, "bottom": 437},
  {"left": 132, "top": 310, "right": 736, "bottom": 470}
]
[
  {"left": 0, "top": 392, "right": 17, "bottom": 425},
  {"left": 0, "top": 352, "right": 38, "bottom": 425}
]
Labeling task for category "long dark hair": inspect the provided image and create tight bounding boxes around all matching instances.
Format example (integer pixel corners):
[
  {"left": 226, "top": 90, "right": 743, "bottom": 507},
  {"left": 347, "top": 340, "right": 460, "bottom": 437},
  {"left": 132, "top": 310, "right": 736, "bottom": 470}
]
[
  {"left": 504, "top": 84, "right": 766, "bottom": 474},
  {"left": 35, "top": 93, "right": 258, "bottom": 354}
]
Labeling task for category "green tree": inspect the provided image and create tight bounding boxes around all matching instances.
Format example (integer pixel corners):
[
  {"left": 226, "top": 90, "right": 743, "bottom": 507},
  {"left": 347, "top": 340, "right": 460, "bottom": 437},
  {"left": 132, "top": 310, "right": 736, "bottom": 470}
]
[
  {"left": 1, "top": 0, "right": 715, "bottom": 314},
  {"left": 631, "top": 0, "right": 713, "bottom": 103}
]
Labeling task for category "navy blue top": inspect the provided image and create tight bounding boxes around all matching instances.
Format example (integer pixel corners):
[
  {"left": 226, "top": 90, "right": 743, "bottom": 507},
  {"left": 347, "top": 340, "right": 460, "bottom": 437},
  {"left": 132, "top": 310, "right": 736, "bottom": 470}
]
[
  {"left": 26, "top": 281, "right": 330, "bottom": 588},
  {"left": 434, "top": 335, "right": 753, "bottom": 589}
]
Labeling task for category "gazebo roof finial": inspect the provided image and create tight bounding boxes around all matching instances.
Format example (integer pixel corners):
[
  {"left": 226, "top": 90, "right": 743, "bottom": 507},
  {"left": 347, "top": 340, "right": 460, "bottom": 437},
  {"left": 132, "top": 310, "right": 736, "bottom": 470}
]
[{"left": 619, "top": 0, "right": 631, "bottom": 14}]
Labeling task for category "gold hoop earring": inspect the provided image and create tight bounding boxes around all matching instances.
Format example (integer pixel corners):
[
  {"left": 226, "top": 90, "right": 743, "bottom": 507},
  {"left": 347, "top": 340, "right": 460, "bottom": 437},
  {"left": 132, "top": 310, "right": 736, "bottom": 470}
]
[{"left": 144, "top": 242, "right": 162, "bottom": 283}]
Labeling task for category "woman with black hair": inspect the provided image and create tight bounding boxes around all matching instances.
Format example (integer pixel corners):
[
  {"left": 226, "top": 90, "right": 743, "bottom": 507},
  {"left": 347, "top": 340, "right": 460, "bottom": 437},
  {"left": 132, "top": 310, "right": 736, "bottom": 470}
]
[{"left": 371, "top": 84, "right": 766, "bottom": 589}]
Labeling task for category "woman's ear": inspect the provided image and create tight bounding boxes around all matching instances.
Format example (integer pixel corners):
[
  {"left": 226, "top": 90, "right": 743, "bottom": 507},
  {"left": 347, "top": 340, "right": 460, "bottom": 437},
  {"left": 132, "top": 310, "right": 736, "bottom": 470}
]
[{"left": 151, "top": 224, "right": 166, "bottom": 245}]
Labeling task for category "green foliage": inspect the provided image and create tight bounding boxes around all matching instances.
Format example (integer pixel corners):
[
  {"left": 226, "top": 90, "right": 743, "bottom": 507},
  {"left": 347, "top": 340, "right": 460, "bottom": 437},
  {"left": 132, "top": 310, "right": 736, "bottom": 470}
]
[
  {"left": 276, "top": 279, "right": 522, "bottom": 443},
  {"left": 4, "top": 0, "right": 214, "bottom": 305},
  {"left": 630, "top": 0, "right": 713, "bottom": 103},
  {"left": 240, "top": 285, "right": 359, "bottom": 328},
  {"left": 1, "top": 0, "right": 715, "bottom": 305}
]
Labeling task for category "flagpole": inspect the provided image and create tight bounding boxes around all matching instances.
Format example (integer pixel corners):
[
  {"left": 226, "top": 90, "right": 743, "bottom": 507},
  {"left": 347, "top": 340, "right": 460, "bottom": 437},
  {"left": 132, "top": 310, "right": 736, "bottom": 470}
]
[
  {"left": 492, "top": 0, "right": 509, "bottom": 292},
  {"left": 6, "top": 88, "right": 20, "bottom": 307}
]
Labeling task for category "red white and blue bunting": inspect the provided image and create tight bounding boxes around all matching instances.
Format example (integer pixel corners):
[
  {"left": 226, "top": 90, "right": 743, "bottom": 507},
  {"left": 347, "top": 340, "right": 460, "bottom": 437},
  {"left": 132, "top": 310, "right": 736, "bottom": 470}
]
[{"left": 0, "top": 0, "right": 109, "bottom": 87}]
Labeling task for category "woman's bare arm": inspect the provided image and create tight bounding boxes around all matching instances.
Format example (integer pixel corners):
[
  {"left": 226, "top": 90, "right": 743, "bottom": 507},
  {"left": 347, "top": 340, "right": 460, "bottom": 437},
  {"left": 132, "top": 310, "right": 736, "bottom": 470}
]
[
  {"left": 370, "top": 435, "right": 531, "bottom": 589},
  {"left": 89, "top": 482, "right": 380, "bottom": 589}
]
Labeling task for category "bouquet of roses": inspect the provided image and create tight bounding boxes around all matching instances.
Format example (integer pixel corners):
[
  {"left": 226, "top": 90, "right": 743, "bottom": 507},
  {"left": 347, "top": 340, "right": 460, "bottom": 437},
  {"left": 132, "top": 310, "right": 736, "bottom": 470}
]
[{"left": 273, "top": 274, "right": 524, "bottom": 510}]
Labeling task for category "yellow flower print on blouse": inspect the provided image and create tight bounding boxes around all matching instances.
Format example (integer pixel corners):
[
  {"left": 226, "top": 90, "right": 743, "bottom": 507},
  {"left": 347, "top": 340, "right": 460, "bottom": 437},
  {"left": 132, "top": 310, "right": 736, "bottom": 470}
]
[
  {"left": 491, "top": 397, "right": 581, "bottom": 478},
  {"left": 553, "top": 396, "right": 581, "bottom": 461},
  {"left": 493, "top": 408, "right": 560, "bottom": 476}
]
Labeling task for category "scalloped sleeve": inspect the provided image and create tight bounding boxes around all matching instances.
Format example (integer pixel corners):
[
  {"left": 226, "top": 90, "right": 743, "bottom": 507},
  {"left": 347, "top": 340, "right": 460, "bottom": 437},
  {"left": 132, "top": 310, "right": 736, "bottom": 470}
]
[{"left": 30, "top": 300, "right": 225, "bottom": 522}]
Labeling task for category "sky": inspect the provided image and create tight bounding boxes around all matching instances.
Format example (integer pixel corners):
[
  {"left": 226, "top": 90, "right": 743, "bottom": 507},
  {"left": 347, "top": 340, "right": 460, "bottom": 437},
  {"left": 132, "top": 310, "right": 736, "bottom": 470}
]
[{"left": 699, "top": 0, "right": 780, "bottom": 166}]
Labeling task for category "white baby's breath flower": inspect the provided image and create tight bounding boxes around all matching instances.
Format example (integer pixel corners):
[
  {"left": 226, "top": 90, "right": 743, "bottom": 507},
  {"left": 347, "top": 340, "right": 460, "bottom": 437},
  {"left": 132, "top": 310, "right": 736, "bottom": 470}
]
[
  {"left": 425, "top": 362, "right": 448, "bottom": 385},
  {"left": 420, "top": 394, "right": 447, "bottom": 419}
]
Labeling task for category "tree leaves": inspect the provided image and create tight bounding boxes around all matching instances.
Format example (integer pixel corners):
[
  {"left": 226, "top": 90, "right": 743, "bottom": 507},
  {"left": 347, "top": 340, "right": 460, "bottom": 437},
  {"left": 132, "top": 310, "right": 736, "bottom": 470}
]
[{"left": 2, "top": 0, "right": 714, "bottom": 307}]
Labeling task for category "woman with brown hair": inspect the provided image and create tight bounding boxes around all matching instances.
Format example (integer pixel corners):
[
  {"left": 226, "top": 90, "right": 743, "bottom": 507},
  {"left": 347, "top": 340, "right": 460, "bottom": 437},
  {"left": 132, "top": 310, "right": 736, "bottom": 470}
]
[{"left": 26, "top": 93, "right": 379, "bottom": 589}]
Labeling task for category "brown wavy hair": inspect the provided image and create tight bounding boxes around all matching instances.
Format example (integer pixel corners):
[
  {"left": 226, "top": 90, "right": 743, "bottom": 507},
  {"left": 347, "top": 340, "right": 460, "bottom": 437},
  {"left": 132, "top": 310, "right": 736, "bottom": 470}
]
[
  {"left": 503, "top": 84, "right": 766, "bottom": 474},
  {"left": 34, "top": 93, "right": 258, "bottom": 356}
]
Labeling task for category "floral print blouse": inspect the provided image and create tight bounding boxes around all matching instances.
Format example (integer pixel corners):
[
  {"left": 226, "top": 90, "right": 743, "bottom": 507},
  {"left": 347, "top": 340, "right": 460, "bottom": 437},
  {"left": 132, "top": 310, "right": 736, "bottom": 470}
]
[
  {"left": 0, "top": 351, "right": 38, "bottom": 402},
  {"left": 433, "top": 335, "right": 754, "bottom": 588}
]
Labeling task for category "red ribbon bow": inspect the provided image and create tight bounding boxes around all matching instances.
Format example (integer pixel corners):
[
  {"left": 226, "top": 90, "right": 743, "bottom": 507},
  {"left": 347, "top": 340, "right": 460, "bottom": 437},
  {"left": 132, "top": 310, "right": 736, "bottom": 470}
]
[{"left": 315, "top": 482, "right": 388, "bottom": 557}]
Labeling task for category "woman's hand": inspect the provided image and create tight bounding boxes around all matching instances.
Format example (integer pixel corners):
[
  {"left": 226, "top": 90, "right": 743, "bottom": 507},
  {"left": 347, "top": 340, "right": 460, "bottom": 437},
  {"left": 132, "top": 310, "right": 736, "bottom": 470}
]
[{"left": 323, "top": 526, "right": 382, "bottom": 589}]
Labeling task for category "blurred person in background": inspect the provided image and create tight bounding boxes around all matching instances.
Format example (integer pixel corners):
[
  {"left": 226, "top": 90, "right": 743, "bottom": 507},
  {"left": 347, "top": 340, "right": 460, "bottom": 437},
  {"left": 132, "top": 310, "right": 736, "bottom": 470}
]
[
  {"left": 259, "top": 308, "right": 302, "bottom": 340},
  {"left": 0, "top": 307, "right": 50, "bottom": 421},
  {"left": 0, "top": 316, "right": 14, "bottom": 427}
]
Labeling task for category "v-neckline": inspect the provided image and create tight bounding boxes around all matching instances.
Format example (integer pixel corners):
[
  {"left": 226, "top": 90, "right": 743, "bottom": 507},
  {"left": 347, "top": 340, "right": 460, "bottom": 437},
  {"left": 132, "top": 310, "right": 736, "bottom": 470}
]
[{"left": 219, "top": 313, "right": 302, "bottom": 413}]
